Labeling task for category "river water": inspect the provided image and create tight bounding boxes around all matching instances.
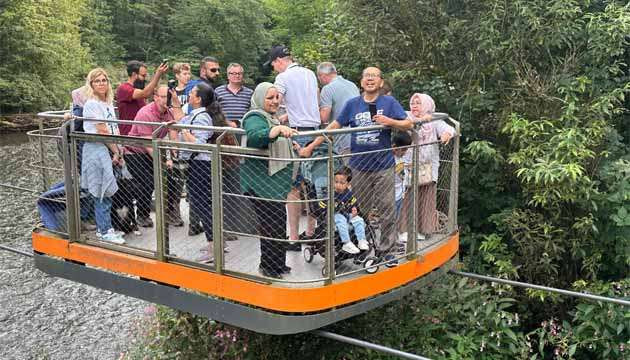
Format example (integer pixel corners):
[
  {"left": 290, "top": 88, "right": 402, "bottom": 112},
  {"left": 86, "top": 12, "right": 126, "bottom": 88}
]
[{"left": 0, "top": 132, "right": 146, "bottom": 359}]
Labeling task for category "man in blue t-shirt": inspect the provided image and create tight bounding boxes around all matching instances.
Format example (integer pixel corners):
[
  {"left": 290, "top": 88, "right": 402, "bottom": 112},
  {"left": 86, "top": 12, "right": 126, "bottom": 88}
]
[{"left": 299, "top": 66, "right": 412, "bottom": 261}]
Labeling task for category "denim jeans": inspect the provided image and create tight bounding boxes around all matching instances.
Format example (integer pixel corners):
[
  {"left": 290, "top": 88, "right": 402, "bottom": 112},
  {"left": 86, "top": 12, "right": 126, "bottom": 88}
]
[
  {"left": 334, "top": 213, "right": 367, "bottom": 243},
  {"left": 93, "top": 195, "right": 113, "bottom": 234}
]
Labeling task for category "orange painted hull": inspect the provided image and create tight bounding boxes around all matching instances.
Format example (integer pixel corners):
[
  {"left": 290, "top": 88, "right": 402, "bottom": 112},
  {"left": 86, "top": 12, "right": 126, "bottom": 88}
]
[{"left": 33, "top": 231, "right": 458, "bottom": 313}]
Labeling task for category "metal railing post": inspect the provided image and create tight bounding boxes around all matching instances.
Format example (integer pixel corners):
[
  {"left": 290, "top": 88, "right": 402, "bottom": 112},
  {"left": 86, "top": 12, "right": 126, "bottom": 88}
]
[
  {"left": 407, "top": 140, "right": 419, "bottom": 258},
  {"left": 37, "top": 117, "right": 49, "bottom": 191},
  {"left": 153, "top": 139, "right": 167, "bottom": 261},
  {"left": 324, "top": 136, "right": 336, "bottom": 283},
  {"left": 61, "top": 120, "right": 80, "bottom": 242},
  {"left": 448, "top": 119, "right": 460, "bottom": 232},
  {"left": 211, "top": 143, "right": 224, "bottom": 274}
]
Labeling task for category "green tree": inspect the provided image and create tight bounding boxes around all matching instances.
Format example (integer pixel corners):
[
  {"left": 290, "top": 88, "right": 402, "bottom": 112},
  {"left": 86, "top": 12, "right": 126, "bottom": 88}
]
[{"left": 0, "top": 0, "right": 92, "bottom": 113}]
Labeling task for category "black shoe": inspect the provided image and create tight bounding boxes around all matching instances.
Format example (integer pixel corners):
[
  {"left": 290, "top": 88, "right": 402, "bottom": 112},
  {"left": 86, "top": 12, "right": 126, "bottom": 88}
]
[
  {"left": 188, "top": 225, "right": 203, "bottom": 236},
  {"left": 287, "top": 242, "right": 302, "bottom": 251},
  {"left": 280, "top": 265, "right": 292, "bottom": 274},
  {"left": 139, "top": 217, "right": 154, "bottom": 228},
  {"left": 259, "top": 265, "right": 281, "bottom": 279}
]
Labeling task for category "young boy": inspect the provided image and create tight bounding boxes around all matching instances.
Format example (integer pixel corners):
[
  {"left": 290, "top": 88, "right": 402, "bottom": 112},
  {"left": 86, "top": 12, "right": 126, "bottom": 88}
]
[
  {"left": 393, "top": 131, "right": 413, "bottom": 244},
  {"left": 317, "top": 166, "right": 369, "bottom": 254}
]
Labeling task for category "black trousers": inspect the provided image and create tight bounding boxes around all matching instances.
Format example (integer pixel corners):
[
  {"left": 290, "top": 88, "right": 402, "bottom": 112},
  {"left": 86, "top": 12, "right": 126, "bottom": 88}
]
[
  {"left": 188, "top": 160, "right": 213, "bottom": 242},
  {"left": 252, "top": 195, "right": 287, "bottom": 273},
  {"left": 125, "top": 153, "right": 154, "bottom": 219}
]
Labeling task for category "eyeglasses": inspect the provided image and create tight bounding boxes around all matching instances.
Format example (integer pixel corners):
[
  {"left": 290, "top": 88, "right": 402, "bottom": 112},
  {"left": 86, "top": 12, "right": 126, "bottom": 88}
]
[
  {"left": 208, "top": 68, "right": 220, "bottom": 73},
  {"left": 362, "top": 73, "right": 381, "bottom": 79},
  {"left": 228, "top": 72, "right": 243, "bottom": 76},
  {"left": 92, "top": 79, "right": 109, "bottom": 84}
]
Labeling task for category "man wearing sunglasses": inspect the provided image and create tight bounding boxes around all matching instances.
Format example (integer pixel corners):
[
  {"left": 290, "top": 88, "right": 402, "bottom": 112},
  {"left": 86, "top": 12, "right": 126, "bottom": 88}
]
[{"left": 185, "top": 56, "right": 221, "bottom": 96}]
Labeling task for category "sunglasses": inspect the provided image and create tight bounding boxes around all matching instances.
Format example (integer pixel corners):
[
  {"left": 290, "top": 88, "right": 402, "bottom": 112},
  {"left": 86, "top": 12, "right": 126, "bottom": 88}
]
[{"left": 208, "top": 68, "right": 220, "bottom": 73}]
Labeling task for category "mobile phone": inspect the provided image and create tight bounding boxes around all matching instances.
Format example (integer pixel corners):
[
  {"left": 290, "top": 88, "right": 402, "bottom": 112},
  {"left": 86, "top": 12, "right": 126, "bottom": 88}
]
[
  {"left": 368, "top": 103, "right": 377, "bottom": 119},
  {"left": 161, "top": 58, "right": 169, "bottom": 66}
]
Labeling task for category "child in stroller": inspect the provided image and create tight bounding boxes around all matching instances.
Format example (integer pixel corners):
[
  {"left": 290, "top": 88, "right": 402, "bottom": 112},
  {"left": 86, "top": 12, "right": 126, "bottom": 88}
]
[{"left": 302, "top": 166, "right": 379, "bottom": 274}]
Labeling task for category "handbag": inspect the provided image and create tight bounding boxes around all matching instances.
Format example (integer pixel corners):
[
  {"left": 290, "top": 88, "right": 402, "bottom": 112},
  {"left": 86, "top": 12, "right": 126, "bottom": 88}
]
[{"left": 418, "top": 162, "right": 432, "bottom": 185}]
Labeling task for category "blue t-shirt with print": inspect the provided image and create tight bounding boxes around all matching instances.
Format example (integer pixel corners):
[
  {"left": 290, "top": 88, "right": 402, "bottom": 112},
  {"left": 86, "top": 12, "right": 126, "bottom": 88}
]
[{"left": 337, "top": 95, "right": 407, "bottom": 172}]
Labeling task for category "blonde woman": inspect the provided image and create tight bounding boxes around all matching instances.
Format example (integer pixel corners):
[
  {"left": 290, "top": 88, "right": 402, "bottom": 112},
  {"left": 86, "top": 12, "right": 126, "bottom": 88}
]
[{"left": 80, "top": 68, "right": 125, "bottom": 244}]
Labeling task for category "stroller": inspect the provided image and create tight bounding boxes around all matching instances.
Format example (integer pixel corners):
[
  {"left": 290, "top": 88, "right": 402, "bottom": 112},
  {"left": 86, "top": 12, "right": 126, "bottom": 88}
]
[{"left": 297, "top": 143, "right": 380, "bottom": 275}]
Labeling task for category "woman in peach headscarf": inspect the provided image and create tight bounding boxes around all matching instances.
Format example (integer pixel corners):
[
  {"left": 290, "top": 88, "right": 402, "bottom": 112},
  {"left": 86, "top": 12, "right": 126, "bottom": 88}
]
[{"left": 407, "top": 93, "right": 455, "bottom": 240}]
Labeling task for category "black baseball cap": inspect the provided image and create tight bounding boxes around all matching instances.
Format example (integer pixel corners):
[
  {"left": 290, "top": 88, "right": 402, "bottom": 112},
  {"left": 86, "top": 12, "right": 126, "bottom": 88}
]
[{"left": 263, "top": 45, "right": 291, "bottom": 66}]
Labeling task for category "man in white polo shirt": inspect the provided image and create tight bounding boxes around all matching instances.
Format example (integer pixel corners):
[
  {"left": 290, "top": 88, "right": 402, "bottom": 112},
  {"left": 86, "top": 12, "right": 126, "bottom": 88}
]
[{"left": 265, "top": 45, "right": 320, "bottom": 245}]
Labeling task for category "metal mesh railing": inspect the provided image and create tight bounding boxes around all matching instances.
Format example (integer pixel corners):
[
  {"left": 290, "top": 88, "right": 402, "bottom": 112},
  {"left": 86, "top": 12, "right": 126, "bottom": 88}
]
[{"left": 34, "top": 111, "right": 459, "bottom": 285}]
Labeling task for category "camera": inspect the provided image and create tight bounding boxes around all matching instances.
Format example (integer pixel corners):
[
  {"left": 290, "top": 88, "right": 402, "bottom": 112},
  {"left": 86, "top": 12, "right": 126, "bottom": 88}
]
[{"left": 167, "top": 79, "right": 177, "bottom": 107}]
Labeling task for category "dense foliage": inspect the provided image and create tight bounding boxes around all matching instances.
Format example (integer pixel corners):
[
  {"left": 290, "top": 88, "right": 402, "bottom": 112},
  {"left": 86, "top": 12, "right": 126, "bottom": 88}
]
[{"left": 2, "top": 0, "right": 628, "bottom": 358}]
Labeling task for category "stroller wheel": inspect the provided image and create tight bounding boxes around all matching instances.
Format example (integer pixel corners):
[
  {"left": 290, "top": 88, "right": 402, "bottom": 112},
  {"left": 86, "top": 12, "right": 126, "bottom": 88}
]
[
  {"left": 363, "top": 256, "right": 379, "bottom": 274},
  {"left": 303, "top": 246, "right": 314, "bottom": 263},
  {"left": 322, "top": 266, "right": 336, "bottom": 277}
]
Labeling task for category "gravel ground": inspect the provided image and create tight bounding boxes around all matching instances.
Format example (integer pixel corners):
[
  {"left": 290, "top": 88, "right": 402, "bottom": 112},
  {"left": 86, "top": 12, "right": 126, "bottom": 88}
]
[{"left": 0, "top": 136, "right": 146, "bottom": 360}]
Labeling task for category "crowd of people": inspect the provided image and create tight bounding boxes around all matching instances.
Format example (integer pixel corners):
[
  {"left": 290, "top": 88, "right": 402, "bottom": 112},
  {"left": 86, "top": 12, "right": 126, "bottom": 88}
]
[{"left": 67, "top": 45, "right": 455, "bottom": 279}]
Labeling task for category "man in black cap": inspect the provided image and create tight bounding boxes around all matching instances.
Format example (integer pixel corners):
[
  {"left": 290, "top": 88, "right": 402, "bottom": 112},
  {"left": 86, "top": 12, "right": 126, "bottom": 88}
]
[{"left": 265, "top": 45, "right": 320, "bottom": 245}]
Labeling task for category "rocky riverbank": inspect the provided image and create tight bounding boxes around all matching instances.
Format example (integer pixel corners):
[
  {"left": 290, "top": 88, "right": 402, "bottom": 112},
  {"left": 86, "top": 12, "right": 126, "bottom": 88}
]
[
  {"left": 0, "top": 138, "right": 146, "bottom": 360},
  {"left": 0, "top": 114, "right": 64, "bottom": 133}
]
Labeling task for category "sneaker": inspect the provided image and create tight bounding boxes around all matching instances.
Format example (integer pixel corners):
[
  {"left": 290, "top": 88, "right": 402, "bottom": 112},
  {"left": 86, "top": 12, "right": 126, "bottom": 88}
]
[
  {"left": 341, "top": 241, "right": 360, "bottom": 254},
  {"left": 138, "top": 217, "right": 154, "bottom": 228},
  {"left": 398, "top": 232, "right": 408, "bottom": 244},
  {"left": 417, "top": 233, "right": 426, "bottom": 241},
  {"left": 195, "top": 253, "right": 214, "bottom": 263},
  {"left": 357, "top": 239, "right": 369, "bottom": 251},
  {"left": 384, "top": 254, "right": 398, "bottom": 267},
  {"left": 259, "top": 265, "right": 282, "bottom": 279},
  {"left": 98, "top": 229, "right": 125, "bottom": 245},
  {"left": 224, "top": 233, "right": 238, "bottom": 241},
  {"left": 96, "top": 229, "right": 125, "bottom": 239}
]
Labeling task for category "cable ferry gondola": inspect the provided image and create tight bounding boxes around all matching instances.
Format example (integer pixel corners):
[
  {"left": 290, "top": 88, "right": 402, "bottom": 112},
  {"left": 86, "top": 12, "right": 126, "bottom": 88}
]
[{"left": 30, "top": 110, "right": 460, "bottom": 335}]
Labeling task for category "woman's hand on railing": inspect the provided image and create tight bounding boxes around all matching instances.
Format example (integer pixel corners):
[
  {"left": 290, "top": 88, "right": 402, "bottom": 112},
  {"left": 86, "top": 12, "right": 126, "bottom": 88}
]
[
  {"left": 440, "top": 132, "right": 453, "bottom": 144},
  {"left": 269, "top": 125, "right": 297, "bottom": 139}
]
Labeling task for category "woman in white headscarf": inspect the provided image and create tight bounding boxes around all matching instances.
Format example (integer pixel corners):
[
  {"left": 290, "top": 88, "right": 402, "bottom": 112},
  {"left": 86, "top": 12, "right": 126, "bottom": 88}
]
[
  {"left": 240, "top": 82, "right": 297, "bottom": 279},
  {"left": 407, "top": 93, "right": 455, "bottom": 239}
]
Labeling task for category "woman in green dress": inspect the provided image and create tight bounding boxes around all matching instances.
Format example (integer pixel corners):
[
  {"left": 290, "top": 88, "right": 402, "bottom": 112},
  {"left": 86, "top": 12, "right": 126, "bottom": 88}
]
[{"left": 241, "top": 82, "right": 298, "bottom": 279}]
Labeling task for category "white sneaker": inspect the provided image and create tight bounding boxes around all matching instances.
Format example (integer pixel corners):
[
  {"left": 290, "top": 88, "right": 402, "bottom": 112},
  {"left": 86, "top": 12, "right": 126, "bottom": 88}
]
[
  {"left": 398, "top": 232, "right": 408, "bottom": 244},
  {"left": 417, "top": 233, "right": 426, "bottom": 241},
  {"left": 357, "top": 239, "right": 369, "bottom": 251},
  {"left": 98, "top": 229, "right": 126, "bottom": 245},
  {"left": 341, "top": 241, "right": 360, "bottom": 254}
]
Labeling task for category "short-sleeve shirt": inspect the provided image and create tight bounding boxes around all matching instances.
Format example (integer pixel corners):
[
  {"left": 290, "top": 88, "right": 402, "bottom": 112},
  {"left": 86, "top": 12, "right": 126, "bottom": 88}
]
[
  {"left": 274, "top": 63, "right": 320, "bottom": 128},
  {"left": 115, "top": 82, "right": 145, "bottom": 135},
  {"left": 337, "top": 95, "right": 408, "bottom": 172},
  {"left": 319, "top": 76, "right": 360, "bottom": 154},
  {"left": 82, "top": 99, "right": 119, "bottom": 136},
  {"left": 125, "top": 102, "right": 173, "bottom": 154},
  {"left": 178, "top": 107, "right": 213, "bottom": 161},
  {"left": 215, "top": 85, "right": 253, "bottom": 125}
]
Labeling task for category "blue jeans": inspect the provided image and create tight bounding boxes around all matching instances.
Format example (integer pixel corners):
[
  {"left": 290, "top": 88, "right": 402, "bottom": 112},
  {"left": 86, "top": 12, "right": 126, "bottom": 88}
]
[
  {"left": 334, "top": 213, "right": 367, "bottom": 243},
  {"left": 93, "top": 196, "right": 113, "bottom": 234}
]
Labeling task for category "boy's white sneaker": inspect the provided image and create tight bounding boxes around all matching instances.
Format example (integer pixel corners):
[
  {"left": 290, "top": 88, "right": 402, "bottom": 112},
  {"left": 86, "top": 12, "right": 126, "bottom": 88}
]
[
  {"left": 357, "top": 239, "right": 369, "bottom": 251},
  {"left": 341, "top": 241, "right": 360, "bottom": 254},
  {"left": 398, "top": 232, "right": 408, "bottom": 244},
  {"left": 97, "top": 229, "right": 125, "bottom": 245}
]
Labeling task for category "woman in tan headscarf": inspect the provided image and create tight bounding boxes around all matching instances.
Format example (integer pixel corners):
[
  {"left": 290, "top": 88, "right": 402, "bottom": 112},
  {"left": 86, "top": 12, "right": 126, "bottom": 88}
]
[{"left": 240, "top": 82, "right": 297, "bottom": 279}]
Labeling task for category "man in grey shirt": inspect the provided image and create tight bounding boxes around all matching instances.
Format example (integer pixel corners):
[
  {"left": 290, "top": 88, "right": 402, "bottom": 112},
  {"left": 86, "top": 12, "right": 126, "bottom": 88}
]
[{"left": 317, "top": 62, "right": 360, "bottom": 158}]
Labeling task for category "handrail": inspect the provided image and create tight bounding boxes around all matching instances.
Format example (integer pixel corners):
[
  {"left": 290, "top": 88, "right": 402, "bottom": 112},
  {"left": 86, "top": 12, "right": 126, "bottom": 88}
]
[{"left": 28, "top": 109, "right": 460, "bottom": 285}]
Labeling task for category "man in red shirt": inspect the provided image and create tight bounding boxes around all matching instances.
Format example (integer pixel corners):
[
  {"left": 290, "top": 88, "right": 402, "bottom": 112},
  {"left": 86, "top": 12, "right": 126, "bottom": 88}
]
[
  {"left": 125, "top": 86, "right": 178, "bottom": 228},
  {"left": 116, "top": 60, "right": 168, "bottom": 135}
]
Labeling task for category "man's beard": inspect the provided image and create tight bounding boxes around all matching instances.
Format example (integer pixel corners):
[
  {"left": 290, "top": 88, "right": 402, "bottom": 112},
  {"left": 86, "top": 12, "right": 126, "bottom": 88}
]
[{"left": 133, "top": 79, "right": 146, "bottom": 89}]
